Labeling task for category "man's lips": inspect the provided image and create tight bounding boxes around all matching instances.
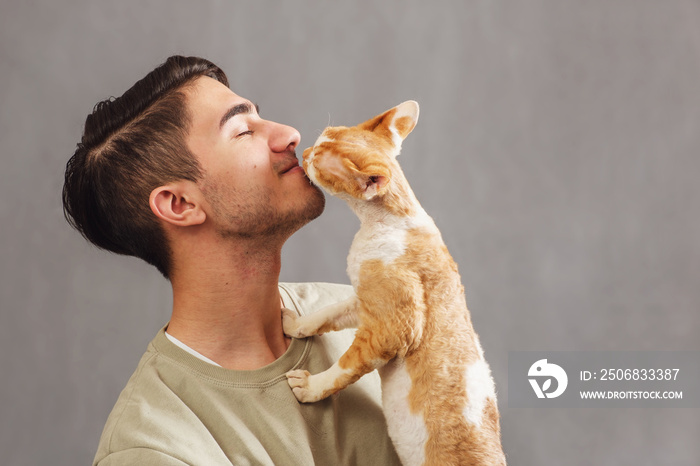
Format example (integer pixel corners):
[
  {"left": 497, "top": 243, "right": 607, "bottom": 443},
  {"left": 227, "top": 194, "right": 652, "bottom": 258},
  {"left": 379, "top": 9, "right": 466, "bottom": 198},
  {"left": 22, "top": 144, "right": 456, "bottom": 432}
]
[{"left": 278, "top": 157, "right": 303, "bottom": 175}]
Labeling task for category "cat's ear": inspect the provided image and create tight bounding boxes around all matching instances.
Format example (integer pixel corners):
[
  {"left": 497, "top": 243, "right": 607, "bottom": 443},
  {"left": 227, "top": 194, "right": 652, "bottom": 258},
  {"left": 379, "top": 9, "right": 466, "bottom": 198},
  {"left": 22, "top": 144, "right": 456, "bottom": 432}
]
[
  {"left": 389, "top": 100, "right": 420, "bottom": 140},
  {"left": 359, "top": 100, "right": 420, "bottom": 145},
  {"left": 356, "top": 171, "right": 390, "bottom": 200}
]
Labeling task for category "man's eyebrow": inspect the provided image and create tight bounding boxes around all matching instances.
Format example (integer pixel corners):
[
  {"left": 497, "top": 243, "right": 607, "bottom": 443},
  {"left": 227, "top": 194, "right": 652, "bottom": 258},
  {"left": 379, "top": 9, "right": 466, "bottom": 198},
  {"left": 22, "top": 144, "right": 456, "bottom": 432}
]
[{"left": 219, "top": 102, "right": 260, "bottom": 129}]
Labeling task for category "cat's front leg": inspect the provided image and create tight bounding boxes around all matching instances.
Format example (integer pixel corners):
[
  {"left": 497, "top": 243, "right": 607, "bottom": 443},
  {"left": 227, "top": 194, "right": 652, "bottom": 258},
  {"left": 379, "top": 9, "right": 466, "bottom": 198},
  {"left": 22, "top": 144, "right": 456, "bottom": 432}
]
[
  {"left": 287, "top": 326, "right": 391, "bottom": 402},
  {"left": 286, "top": 369, "right": 328, "bottom": 403},
  {"left": 287, "top": 359, "right": 381, "bottom": 403},
  {"left": 282, "top": 296, "right": 360, "bottom": 339}
]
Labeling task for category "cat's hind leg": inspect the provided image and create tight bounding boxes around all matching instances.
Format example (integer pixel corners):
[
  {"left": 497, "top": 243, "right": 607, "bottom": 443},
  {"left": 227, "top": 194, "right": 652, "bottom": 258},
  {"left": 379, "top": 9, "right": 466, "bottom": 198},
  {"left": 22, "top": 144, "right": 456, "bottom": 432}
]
[{"left": 282, "top": 296, "right": 360, "bottom": 339}]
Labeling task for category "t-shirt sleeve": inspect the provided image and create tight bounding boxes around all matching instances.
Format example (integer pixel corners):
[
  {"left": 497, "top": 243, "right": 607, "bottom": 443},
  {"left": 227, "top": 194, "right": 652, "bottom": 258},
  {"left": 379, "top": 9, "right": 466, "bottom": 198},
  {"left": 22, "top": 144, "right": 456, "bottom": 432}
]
[
  {"left": 279, "top": 282, "right": 355, "bottom": 317},
  {"left": 96, "top": 448, "right": 189, "bottom": 466}
]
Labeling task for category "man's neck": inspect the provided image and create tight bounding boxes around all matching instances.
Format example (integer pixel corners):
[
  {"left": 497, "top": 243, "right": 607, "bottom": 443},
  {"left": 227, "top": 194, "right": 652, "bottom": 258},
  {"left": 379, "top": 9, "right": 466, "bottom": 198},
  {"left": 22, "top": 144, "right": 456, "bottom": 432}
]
[{"left": 166, "top": 241, "right": 291, "bottom": 370}]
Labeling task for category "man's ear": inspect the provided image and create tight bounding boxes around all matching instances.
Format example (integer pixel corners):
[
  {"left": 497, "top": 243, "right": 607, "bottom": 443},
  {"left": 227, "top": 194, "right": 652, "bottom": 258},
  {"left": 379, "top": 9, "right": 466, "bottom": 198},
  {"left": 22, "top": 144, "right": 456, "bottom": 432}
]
[{"left": 149, "top": 181, "right": 206, "bottom": 227}]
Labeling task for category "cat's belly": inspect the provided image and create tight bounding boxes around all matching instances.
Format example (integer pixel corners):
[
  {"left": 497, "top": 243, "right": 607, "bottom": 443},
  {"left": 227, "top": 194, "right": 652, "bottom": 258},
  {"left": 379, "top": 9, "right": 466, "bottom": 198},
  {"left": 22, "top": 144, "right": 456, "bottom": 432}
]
[{"left": 378, "top": 358, "right": 428, "bottom": 466}]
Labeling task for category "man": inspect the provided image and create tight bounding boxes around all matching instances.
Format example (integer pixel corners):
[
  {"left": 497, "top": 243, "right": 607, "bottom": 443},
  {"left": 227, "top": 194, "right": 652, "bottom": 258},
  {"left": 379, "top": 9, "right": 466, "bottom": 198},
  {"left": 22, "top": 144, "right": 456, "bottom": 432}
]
[{"left": 63, "top": 56, "right": 400, "bottom": 465}]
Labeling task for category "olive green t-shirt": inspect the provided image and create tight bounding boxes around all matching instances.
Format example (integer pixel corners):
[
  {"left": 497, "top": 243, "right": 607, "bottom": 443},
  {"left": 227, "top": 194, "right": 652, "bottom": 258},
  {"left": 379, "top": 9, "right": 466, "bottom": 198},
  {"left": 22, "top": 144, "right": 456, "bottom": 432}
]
[{"left": 93, "top": 282, "right": 400, "bottom": 465}]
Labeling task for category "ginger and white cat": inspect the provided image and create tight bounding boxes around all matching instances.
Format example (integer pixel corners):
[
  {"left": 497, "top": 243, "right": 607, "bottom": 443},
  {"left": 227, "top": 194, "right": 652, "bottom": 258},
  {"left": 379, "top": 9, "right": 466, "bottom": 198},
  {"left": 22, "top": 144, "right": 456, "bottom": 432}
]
[{"left": 283, "top": 101, "right": 506, "bottom": 466}]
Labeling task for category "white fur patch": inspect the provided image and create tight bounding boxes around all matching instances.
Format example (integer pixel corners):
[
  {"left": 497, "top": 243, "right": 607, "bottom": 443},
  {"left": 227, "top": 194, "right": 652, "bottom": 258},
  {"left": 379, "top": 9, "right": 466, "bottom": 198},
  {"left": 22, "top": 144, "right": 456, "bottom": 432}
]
[
  {"left": 345, "top": 210, "right": 436, "bottom": 286},
  {"left": 346, "top": 226, "right": 408, "bottom": 285},
  {"left": 304, "top": 151, "right": 320, "bottom": 186},
  {"left": 298, "top": 297, "right": 359, "bottom": 336},
  {"left": 379, "top": 359, "right": 427, "bottom": 466},
  {"left": 302, "top": 135, "right": 333, "bottom": 187},
  {"left": 312, "top": 361, "right": 351, "bottom": 390},
  {"left": 388, "top": 126, "right": 403, "bottom": 152},
  {"left": 314, "top": 134, "right": 333, "bottom": 146},
  {"left": 463, "top": 357, "right": 497, "bottom": 429}
]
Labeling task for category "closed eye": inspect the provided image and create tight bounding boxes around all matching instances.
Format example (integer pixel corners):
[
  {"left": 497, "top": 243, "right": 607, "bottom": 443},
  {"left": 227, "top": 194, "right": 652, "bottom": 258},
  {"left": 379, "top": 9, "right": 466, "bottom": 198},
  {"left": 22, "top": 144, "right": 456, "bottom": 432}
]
[{"left": 236, "top": 130, "right": 254, "bottom": 137}]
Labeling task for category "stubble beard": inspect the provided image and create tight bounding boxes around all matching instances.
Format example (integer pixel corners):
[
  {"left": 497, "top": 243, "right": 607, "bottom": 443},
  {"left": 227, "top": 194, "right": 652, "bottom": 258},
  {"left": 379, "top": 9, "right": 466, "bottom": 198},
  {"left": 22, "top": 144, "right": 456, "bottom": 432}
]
[{"left": 207, "top": 181, "right": 326, "bottom": 242}]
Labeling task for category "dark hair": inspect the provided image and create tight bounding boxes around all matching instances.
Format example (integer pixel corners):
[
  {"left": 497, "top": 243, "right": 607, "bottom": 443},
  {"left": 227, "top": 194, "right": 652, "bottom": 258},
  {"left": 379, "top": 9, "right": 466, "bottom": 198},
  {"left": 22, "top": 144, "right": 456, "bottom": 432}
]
[{"left": 63, "top": 56, "right": 228, "bottom": 278}]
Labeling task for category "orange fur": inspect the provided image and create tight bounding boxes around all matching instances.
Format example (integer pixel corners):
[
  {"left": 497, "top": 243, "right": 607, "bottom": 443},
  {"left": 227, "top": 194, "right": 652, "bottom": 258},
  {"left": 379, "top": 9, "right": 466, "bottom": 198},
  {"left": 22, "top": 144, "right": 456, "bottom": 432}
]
[{"left": 286, "top": 101, "right": 506, "bottom": 465}]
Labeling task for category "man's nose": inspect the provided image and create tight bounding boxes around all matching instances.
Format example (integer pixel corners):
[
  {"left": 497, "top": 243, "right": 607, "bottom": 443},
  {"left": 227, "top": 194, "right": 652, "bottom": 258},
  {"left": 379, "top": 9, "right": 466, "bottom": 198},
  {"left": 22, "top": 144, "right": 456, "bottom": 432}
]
[{"left": 268, "top": 121, "right": 301, "bottom": 153}]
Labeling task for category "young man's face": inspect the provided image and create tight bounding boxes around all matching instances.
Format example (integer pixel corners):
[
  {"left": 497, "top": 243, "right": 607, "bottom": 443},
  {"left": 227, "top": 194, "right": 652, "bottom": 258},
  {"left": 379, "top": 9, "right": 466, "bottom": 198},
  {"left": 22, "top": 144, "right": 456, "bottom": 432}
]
[{"left": 185, "top": 76, "right": 324, "bottom": 240}]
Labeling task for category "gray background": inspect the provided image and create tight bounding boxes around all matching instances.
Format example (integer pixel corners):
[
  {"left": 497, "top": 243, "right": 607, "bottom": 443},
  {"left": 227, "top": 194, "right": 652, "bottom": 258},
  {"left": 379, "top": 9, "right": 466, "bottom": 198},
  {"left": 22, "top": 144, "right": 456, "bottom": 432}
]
[{"left": 1, "top": 0, "right": 698, "bottom": 464}]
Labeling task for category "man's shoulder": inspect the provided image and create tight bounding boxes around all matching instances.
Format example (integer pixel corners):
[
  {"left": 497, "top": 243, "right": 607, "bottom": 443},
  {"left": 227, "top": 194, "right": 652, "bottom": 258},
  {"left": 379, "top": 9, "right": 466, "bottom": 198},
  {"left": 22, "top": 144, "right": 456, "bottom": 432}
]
[
  {"left": 278, "top": 282, "right": 353, "bottom": 316},
  {"left": 92, "top": 340, "right": 243, "bottom": 465}
]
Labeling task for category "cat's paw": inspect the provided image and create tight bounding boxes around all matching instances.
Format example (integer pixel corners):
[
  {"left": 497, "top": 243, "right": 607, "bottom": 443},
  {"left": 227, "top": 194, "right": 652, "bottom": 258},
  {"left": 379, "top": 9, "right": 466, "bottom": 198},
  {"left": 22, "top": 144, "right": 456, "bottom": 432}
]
[
  {"left": 282, "top": 308, "right": 314, "bottom": 338},
  {"left": 281, "top": 308, "right": 302, "bottom": 337},
  {"left": 286, "top": 369, "right": 324, "bottom": 403}
]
